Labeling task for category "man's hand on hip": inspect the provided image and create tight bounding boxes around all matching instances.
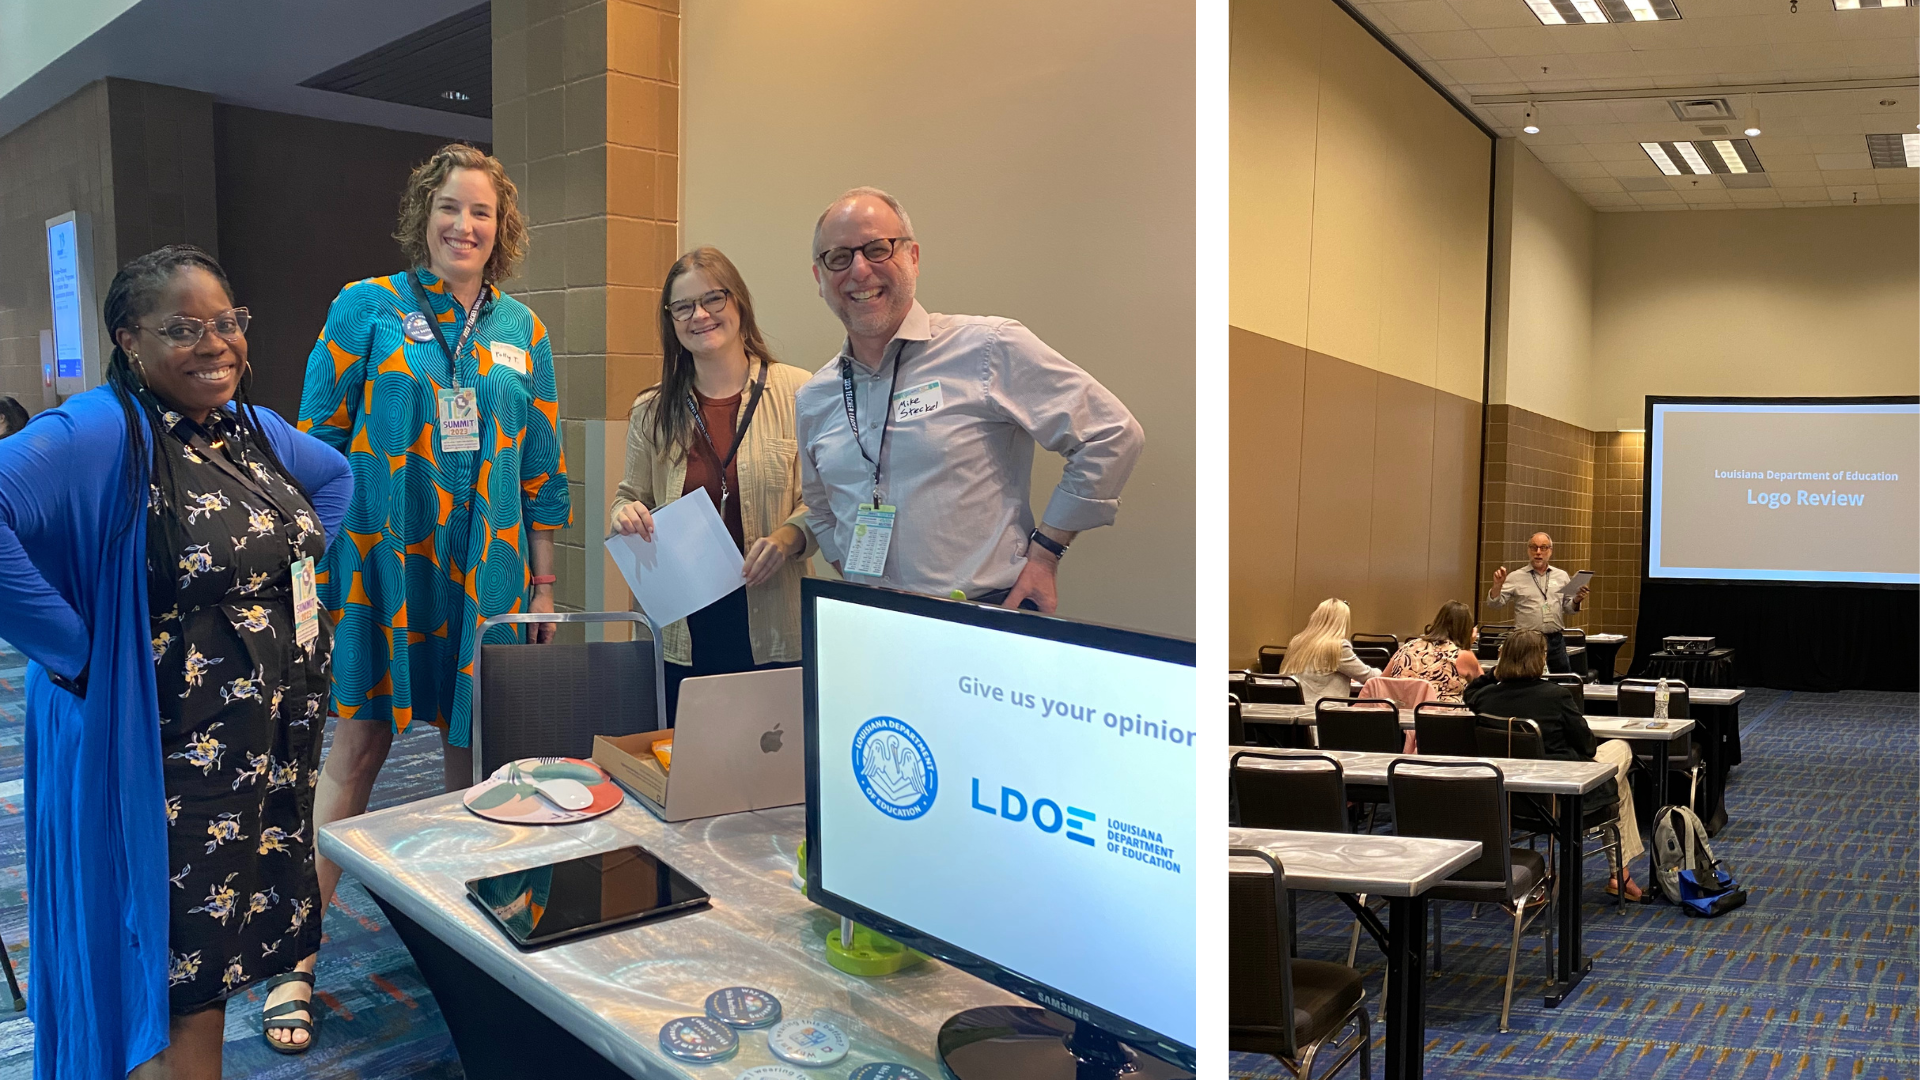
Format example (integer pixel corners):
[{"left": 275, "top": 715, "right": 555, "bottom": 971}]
[{"left": 1004, "top": 553, "right": 1059, "bottom": 614}]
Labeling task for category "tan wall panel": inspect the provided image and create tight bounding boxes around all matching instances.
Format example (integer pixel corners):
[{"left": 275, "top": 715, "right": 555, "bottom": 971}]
[
  {"left": 1366, "top": 373, "right": 1438, "bottom": 637},
  {"left": 1501, "top": 141, "right": 1594, "bottom": 428},
  {"left": 1591, "top": 204, "right": 1918, "bottom": 430},
  {"left": 1228, "top": 0, "right": 1323, "bottom": 348},
  {"left": 684, "top": 0, "right": 1195, "bottom": 637},
  {"left": 1293, "top": 351, "right": 1380, "bottom": 631},
  {"left": 1303, "top": 15, "right": 1394, "bottom": 375},
  {"left": 1428, "top": 391, "right": 1483, "bottom": 618},
  {"left": 1228, "top": 328, "right": 1306, "bottom": 666}
]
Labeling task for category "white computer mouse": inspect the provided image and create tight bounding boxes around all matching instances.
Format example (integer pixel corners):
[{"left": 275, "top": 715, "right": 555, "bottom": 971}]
[{"left": 530, "top": 777, "right": 594, "bottom": 811}]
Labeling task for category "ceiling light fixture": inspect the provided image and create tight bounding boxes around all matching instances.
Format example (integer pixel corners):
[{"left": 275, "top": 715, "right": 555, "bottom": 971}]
[
  {"left": 1524, "top": 0, "right": 1682, "bottom": 23},
  {"left": 441, "top": 90, "right": 471, "bottom": 102},
  {"left": 1523, "top": 103, "right": 1541, "bottom": 134},
  {"left": 1743, "top": 94, "right": 1762, "bottom": 138},
  {"left": 1641, "top": 139, "right": 1767, "bottom": 176},
  {"left": 1833, "top": 0, "right": 1910, "bottom": 8},
  {"left": 1865, "top": 133, "right": 1920, "bottom": 168}
]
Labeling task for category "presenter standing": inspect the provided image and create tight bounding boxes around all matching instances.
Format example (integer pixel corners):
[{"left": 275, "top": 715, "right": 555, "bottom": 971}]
[
  {"left": 796, "top": 187, "right": 1143, "bottom": 613},
  {"left": 610, "top": 247, "right": 815, "bottom": 719},
  {"left": 298, "top": 145, "right": 570, "bottom": 969},
  {"left": 1485, "top": 531, "right": 1589, "bottom": 674}
]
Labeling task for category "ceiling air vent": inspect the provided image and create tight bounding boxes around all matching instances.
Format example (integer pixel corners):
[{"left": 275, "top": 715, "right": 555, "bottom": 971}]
[
  {"left": 1697, "top": 124, "right": 1730, "bottom": 137},
  {"left": 1669, "top": 98, "right": 1735, "bottom": 122},
  {"left": 1721, "top": 174, "right": 1773, "bottom": 188}
]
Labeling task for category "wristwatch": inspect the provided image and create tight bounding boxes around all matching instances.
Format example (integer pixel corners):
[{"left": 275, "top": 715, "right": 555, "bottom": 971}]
[{"left": 1026, "top": 528, "right": 1067, "bottom": 560}]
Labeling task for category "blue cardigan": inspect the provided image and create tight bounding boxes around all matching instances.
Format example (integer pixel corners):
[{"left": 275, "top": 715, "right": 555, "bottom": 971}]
[{"left": 0, "top": 388, "right": 350, "bottom": 1077}]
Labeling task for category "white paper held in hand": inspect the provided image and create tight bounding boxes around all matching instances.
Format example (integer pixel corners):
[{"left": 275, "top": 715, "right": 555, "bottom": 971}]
[{"left": 604, "top": 496, "right": 746, "bottom": 629}]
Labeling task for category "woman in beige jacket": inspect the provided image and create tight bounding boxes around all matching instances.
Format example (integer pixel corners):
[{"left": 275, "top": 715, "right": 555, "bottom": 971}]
[{"left": 611, "top": 247, "right": 814, "bottom": 717}]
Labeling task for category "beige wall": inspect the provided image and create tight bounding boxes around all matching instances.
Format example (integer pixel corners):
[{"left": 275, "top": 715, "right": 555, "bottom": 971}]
[
  {"left": 1230, "top": 0, "right": 1489, "bottom": 403},
  {"left": 1491, "top": 139, "right": 1594, "bottom": 430},
  {"left": 681, "top": 1, "right": 1195, "bottom": 638},
  {"left": 1591, "top": 205, "right": 1919, "bottom": 431},
  {"left": 1229, "top": 0, "right": 1491, "bottom": 665}
]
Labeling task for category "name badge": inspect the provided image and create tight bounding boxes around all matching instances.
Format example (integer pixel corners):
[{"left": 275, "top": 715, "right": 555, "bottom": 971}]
[
  {"left": 843, "top": 504, "right": 896, "bottom": 578},
  {"left": 490, "top": 341, "right": 529, "bottom": 376},
  {"left": 402, "top": 311, "right": 436, "bottom": 343},
  {"left": 291, "top": 557, "right": 320, "bottom": 649},
  {"left": 891, "top": 380, "right": 943, "bottom": 422},
  {"left": 437, "top": 387, "right": 481, "bottom": 452}
]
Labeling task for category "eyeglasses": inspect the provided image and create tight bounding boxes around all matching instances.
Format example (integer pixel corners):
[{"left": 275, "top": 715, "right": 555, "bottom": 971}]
[
  {"left": 138, "top": 308, "right": 251, "bottom": 349},
  {"left": 814, "top": 237, "right": 911, "bottom": 273},
  {"left": 1528, "top": 543, "right": 1553, "bottom": 551},
  {"left": 665, "top": 289, "right": 731, "bottom": 322}
]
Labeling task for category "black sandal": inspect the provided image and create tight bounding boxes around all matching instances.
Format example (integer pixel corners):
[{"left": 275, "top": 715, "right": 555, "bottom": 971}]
[{"left": 260, "top": 969, "right": 318, "bottom": 1055}]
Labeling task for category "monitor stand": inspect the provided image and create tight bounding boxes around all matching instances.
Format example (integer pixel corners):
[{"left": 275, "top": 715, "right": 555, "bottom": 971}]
[{"left": 936, "top": 1006, "right": 1193, "bottom": 1080}]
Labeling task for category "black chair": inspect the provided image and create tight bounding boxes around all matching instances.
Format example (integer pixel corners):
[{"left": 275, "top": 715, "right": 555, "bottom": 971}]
[
  {"left": 1243, "top": 673, "right": 1305, "bottom": 705},
  {"left": 1228, "top": 669, "right": 1249, "bottom": 705},
  {"left": 1231, "top": 752, "right": 1347, "bottom": 833},
  {"left": 471, "top": 611, "right": 665, "bottom": 784},
  {"left": 1474, "top": 715, "right": 1627, "bottom": 916},
  {"left": 1229, "top": 695, "right": 1246, "bottom": 748},
  {"left": 1258, "top": 644, "right": 1288, "bottom": 674},
  {"left": 1314, "top": 699, "right": 1403, "bottom": 754},
  {"left": 1228, "top": 850, "right": 1371, "bottom": 1079},
  {"left": 1619, "top": 678, "right": 1703, "bottom": 813},
  {"left": 1351, "top": 632, "right": 1399, "bottom": 655},
  {"left": 1387, "top": 760, "right": 1552, "bottom": 1033},
  {"left": 1351, "top": 646, "right": 1392, "bottom": 669},
  {"left": 1476, "top": 624, "right": 1514, "bottom": 663},
  {"left": 1413, "top": 702, "right": 1478, "bottom": 757},
  {"left": 1544, "top": 672, "right": 1586, "bottom": 713},
  {"left": 1562, "top": 628, "right": 1589, "bottom": 679}
]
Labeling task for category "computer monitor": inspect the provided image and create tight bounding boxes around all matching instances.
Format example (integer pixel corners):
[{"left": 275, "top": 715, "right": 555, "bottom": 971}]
[{"left": 803, "top": 579, "right": 1196, "bottom": 1079}]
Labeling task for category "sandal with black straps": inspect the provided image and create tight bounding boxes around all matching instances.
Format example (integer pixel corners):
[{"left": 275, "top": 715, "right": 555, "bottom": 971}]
[{"left": 260, "top": 969, "right": 319, "bottom": 1055}]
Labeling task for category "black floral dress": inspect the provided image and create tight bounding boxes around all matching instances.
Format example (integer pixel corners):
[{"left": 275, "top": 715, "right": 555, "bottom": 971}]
[{"left": 146, "top": 409, "right": 329, "bottom": 1013}]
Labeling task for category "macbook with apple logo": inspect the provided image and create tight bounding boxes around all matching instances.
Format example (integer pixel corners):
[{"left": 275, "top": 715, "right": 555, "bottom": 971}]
[{"left": 629, "top": 667, "right": 805, "bottom": 821}]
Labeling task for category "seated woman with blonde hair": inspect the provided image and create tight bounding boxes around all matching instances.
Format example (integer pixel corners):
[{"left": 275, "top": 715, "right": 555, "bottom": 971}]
[
  {"left": 1464, "top": 628, "right": 1644, "bottom": 900},
  {"left": 1382, "top": 599, "right": 1483, "bottom": 701},
  {"left": 1278, "top": 598, "right": 1381, "bottom": 705}
]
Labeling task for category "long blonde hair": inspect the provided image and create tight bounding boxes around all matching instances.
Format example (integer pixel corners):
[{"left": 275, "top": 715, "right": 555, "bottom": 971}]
[{"left": 1280, "top": 599, "right": 1352, "bottom": 676}]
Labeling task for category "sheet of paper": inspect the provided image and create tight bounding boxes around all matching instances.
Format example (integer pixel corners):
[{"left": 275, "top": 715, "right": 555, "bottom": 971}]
[
  {"left": 604, "top": 495, "right": 745, "bottom": 629},
  {"left": 1567, "top": 569, "right": 1594, "bottom": 598}
]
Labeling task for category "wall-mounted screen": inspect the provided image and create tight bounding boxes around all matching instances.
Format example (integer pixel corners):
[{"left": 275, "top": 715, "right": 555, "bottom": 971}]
[
  {"left": 46, "top": 217, "right": 84, "bottom": 380},
  {"left": 1645, "top": 397, "right": 1919, "bottom": 585}
]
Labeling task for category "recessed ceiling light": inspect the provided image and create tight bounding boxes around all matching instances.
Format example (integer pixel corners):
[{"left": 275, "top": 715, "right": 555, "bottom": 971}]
[
  {"left": 1640, "top": 139, "right": 1766, "bottom": 176},
  {"left": 1865, "top": 133, "right": 1920, "bottom": 168},
  {"left": 1834, "top": 0, "right": 1910, "bottom": 7},
  {"left": 441, "top": 90, "right": 471, "bottom": 102},
  {"left": 1525, "top": 0, "right": 1681, "bottom": 23}
]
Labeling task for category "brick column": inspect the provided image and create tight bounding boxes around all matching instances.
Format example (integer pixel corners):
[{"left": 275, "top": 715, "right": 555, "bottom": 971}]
[{"left": 494, "top": 0, "right": 680, "bottom": 637}]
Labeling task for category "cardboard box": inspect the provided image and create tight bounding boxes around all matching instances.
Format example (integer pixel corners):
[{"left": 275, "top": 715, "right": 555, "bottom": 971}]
[{"left": 593, "top": 732, "right": 672, "bottom": 806}]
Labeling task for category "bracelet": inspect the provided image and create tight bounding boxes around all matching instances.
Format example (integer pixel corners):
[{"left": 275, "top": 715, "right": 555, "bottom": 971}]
[
  {"left": 530, "top": 574, "right": 557, "bottom": 586},
  {"left": 1026, "top": 528, "right": 1067, "bottom": 560}
]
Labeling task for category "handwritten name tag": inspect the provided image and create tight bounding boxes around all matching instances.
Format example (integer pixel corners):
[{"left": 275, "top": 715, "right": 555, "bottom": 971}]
[
  {"left": 490, "top": 341, "right": 529, "bottom": 376},
  {"left": 891, "top": 380, "right": 943, "bottom": 422}
]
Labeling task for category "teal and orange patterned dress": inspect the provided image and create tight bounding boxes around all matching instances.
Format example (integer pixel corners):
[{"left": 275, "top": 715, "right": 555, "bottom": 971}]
[{"left": 297, "top": 269, "right": 569, "bottom": 746}]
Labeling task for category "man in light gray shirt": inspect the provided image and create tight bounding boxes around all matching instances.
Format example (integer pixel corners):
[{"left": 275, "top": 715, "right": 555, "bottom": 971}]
[
  {"left": 796, "top": 187, "right": 1143, "bottom": 612},
  {"left": 1485, "top": 531, "right": 1590, "bottom": 673}
]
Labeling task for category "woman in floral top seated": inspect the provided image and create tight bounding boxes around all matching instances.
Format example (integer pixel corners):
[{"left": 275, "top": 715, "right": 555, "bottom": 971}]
[{"left": 1383, "top": 600, "right": 1483, "bottom": 700}]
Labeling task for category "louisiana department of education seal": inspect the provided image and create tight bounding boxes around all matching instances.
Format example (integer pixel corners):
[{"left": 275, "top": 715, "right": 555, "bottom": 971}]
[{"left": 851, "top": 716, "right": 937, "bottom": 820}]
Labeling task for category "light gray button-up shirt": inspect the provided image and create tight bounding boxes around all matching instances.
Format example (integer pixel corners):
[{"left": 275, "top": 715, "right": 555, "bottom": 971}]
[
  {"left": 796, "top": 302, "right": 1144, "bottom": 599},
  {"left": 1486, "top": 565, "right": 1578, "bottom": 632}
]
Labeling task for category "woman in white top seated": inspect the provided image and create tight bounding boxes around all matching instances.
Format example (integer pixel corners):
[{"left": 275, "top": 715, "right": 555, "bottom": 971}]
[{"left": 1278, "top": 598, "right": 1381, "bottom": 705}]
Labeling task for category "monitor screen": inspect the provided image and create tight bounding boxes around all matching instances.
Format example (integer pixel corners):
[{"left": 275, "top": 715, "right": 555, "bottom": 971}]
[
  {"left": 804, "top": 580, "right": 1196, "bottom": 1067},
  {"left": 45, "top": 217, "right": 85, "bottom": 381},
  {"left": 1645, "top": 397, "right": 1919, "bottom": 585}
]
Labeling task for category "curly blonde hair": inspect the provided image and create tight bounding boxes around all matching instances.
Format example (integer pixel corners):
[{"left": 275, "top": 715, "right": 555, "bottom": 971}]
[{"left": 394, "top": 143, "right": 527, "bottom": 284}]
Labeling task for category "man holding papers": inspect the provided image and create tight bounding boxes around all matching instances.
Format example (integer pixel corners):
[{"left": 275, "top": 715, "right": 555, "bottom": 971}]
[
  {"left": 612, "top": 248, "right": 815, "bottom": 718},
  {"left": 795, "top": 187, "right": 1144, "bottom": 613},
  {"left": 1485, "top": 531, "right": 1592, "bottom": 674}
]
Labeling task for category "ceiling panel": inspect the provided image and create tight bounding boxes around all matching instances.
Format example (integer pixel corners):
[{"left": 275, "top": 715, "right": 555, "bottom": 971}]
[{"left": 1344, "top": 0, "right": 1920, "bottom": 208}]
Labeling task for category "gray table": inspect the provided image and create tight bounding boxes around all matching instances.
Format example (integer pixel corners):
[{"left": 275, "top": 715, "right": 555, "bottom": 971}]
[
  {"left": 318, "top": 796, "right": 1022, "bottom": 1079},
  {"left": 1229, "top": 829, "right": 1480, "bottom": 1080},
  {"left": 1227, "top": 748, "right": 1612, "bottom": 1008},
  {"left": 1585, "top": 684, "right": 1743, "bottom": 835}
]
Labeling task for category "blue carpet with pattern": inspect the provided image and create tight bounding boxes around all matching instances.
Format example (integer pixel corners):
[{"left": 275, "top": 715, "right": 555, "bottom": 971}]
[{"left": 0, "top": 640, "right": 1911, "bottom": 1077}]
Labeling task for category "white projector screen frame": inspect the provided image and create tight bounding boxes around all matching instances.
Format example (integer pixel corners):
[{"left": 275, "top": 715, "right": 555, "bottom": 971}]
[{"left": 1643, "top": 396, "right": 1920, "bottom": 587}]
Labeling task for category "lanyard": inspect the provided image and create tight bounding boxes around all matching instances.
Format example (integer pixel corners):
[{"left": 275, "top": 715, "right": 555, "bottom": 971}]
[
  {"left": 684, "top": 360, "right": 770, "bottom": 510},
  {"left": 408, "top": 271, "right": 487, "bottom": 390},
  {"left": 179, "top": 424, "right": 309, "bottom": 559},
  {"left": 1532, "top": 568, "right": 1554, "bottom": 607},
  {"left": 839, "top": 347, "right": 904, "bottom": 508}
]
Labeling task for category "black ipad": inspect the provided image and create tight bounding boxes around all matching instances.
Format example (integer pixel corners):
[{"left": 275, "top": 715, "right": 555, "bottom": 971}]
[{"left": 466, "top": 845, "right": 711, "bottom": 949}]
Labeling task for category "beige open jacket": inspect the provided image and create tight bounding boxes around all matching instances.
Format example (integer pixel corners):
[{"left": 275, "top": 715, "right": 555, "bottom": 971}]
[{"left": 611, "top": 360, "right": 816, "bottom": 667}]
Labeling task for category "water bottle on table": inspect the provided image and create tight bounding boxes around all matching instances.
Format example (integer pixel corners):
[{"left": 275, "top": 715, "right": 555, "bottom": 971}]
[{"left": 1654, "top": 677, "right": 1670, "bottom": 720}]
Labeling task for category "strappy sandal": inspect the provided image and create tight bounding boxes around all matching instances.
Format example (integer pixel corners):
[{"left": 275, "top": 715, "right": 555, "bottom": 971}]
[
  {"left": 260, "top": 969, "right": 318, "bottom": 1054},
  {"left": 1605, "top": 876, "right": 1645, "bottom": 902}
]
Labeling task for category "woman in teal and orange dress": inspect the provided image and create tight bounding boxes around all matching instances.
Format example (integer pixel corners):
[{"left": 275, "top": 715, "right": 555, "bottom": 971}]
[{"left": 296, "top": 144, "right": 570, "bottom": 1015}]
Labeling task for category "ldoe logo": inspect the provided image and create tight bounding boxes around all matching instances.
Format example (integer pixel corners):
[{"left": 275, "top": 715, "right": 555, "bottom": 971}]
[{"left": 853, "top": 717, "right": 938, "bottom": 820}]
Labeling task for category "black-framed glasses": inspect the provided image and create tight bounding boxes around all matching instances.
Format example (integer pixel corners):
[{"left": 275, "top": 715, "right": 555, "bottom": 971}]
[
  {"left": 814, "top": 236, "right": 911, "bottom": 273},
  {"left": 665, "top": 289, "right": 731, "bottom": 322},
  {"left": 137, "top": 308, "right": 251, "bottom": 349}
]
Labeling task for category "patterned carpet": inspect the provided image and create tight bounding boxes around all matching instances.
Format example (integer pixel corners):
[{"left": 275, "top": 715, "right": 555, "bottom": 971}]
[
  {"left": 0, "top": 640, "right": 466, "bottom": 1078},
  {"left": 1232, "top": 688, "right": 1920, "bottom": 1080}
]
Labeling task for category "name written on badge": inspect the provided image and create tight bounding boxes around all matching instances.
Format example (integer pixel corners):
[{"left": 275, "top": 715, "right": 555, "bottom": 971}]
[{"left": 891, "top": 380, "right": 943, "bottom": 422}]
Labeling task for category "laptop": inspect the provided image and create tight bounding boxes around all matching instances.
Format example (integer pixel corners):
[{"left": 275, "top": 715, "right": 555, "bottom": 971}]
[{"left": 628, "top": 667, "right": 804, "bottom": 822}]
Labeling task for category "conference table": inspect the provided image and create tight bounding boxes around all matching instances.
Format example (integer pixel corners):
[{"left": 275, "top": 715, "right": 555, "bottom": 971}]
[
  {"left": 317, "top": 797, "right": 1025, "bottom": 1079},
  {"left": 1229, "top": 828, "right": 1481, "bottom": 1080},
  {"left": 1585, "top": 683, "right": 1745, "bottom": 835},
  {"left": 1227, "top": 747, "right": 1614, "bottom": 1008}
]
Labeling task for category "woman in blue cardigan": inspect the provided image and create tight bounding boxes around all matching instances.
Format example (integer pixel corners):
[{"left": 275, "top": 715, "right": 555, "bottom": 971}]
[{"left": 0, "top": 246, "right": 351, "bottom": 1076}]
